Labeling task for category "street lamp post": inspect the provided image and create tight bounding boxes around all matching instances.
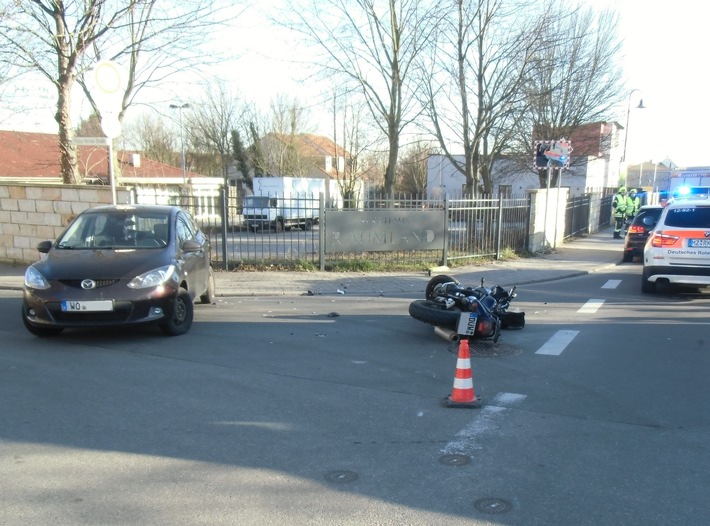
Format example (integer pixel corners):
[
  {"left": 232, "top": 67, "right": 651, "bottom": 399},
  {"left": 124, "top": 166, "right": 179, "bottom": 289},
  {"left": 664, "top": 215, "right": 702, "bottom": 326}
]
[
  {"left": 621, "top": 89, "right": 646, "bottom": 167},
  {"left": 169, "top": 103, "right": 190, "bottom": 184}
]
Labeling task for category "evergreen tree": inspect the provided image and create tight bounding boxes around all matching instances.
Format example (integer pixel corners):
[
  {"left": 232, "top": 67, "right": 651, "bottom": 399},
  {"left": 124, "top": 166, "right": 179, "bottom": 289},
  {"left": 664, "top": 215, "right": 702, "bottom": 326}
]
[{"left": 231, "top": 130, "right": 252, "bottom": 190}]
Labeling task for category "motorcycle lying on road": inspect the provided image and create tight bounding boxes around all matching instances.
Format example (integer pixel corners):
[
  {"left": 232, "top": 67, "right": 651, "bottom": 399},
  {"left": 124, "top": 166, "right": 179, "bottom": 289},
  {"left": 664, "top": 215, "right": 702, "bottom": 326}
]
[{"left": 408, "top": 275, "right": 525, "bottom": 343}]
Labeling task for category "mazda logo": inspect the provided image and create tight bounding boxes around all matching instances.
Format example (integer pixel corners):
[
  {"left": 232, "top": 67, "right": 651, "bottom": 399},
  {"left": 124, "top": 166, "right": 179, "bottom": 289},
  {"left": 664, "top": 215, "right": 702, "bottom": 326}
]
[
  {"left": 81, "top": 279, "right": 96, "bottom": 290},
  {"left": 705, "top": 232, "right": 710, "bottom": 238}
]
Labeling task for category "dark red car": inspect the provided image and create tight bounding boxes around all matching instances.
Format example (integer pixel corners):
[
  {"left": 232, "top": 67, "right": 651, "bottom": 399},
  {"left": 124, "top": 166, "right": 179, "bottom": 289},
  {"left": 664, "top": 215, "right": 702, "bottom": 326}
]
[{"left": 22, "top": 204, "right": 215, "bottom": 337}]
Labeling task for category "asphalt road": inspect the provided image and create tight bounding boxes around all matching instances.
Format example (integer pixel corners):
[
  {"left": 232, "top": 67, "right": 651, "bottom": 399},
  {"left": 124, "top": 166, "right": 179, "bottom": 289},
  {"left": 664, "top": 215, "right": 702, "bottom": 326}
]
[{"left": 1, "top": 262, "right": 709, "bottom": 525}]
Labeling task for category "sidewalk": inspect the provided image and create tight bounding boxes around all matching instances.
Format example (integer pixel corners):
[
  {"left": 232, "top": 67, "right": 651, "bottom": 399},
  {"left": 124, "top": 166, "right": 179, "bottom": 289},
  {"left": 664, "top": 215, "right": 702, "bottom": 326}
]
[{"left": 0, "top": 227, "right": 623, "bottom": 297}]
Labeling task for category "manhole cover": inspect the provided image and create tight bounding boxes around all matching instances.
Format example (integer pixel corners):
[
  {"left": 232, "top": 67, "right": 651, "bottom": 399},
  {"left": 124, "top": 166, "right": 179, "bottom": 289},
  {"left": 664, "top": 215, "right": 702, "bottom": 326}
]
[
  {"left": 469, "top": 341, "right": 522, "bottom": 357},
  {"left": 438, "top": 454, "right": 471, "bottom": 466},
  {"left": 474, "top": 497, "right": 512, "bottom": 514},
  {"left": 324, "top": 470, "right": 359, "bottom": 484}
]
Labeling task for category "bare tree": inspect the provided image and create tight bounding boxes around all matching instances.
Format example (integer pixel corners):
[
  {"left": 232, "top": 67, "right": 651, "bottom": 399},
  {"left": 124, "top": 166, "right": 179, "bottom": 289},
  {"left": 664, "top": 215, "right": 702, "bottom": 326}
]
[
  {"left": 330, "top": 89, "right": 373, "bottom": 207},
  {"left": 188, "top": 80, "right": 248, "bottom": 182},
  {"left": 287, "top": 0, "right": 442, "bottom": 196},
  {"left": 397, "top": 142, "right": 438, "bottom": 195},
  {"left": 420, "top": 0, "right": 544, "bottom": 195},
  {"left": 518, "top": 5, "right": 625, "bottom": 187},
  {"left": 420, "top": 1, "right": 625, "bottom": 193},
  {"left": 0, "top": 1, "right": 242, "bottom": 184},
  {"left": 124, "top": 112, "right": 176, "bottom": 166},
  {"left": 262, "top": 94, "right": 311, "bottom": 176}
]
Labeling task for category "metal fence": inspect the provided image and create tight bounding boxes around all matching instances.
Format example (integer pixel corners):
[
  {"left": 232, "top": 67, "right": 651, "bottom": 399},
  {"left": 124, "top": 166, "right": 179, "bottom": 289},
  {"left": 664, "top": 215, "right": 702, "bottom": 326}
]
[
  {"left": 134, "top": 188, "right": 592, "bottom": 269},
  {"left": 564, "top": 194, "right": 591, "bottom": 239}
]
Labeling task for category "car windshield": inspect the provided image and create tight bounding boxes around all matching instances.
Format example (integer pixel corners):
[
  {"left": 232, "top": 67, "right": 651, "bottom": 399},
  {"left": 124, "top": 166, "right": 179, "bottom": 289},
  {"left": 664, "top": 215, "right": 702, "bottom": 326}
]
[
  {"left": 56, "top": 210, "right": 170, "bottom": 249},
  {"left": 664, "top": 206, "right": 710, "bottom": 228},
  {"left": 243, "top": 196, "right": 273, "bottom": 208}
]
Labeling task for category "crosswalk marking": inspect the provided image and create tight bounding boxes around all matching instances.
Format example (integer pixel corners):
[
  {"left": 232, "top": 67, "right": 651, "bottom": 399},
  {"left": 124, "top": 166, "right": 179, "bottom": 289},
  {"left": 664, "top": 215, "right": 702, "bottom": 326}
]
[
  {"left": 602, "top": 279, "right": 621, "bottom": 289},
  {"left": 578, "top": 299, "right": 605, "bottom": 313},
  {"left": 535, "top": 330, "right": 579, "bottom": 356}
]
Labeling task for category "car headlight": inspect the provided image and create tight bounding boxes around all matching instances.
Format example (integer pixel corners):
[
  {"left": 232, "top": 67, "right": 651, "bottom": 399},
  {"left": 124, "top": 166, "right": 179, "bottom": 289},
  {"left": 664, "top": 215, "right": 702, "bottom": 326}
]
[
  {"left": 128, "top": 265, "right": 177, "bottom": 289},
  {"left": 24, "top": 266, "right": 50, "bottom": 290}
]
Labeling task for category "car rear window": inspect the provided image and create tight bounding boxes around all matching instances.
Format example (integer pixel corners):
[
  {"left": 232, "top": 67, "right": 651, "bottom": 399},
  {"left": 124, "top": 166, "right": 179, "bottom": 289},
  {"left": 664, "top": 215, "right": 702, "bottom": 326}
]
[{"left": 664, "top": 206, "right": 710, "bottom": 228}]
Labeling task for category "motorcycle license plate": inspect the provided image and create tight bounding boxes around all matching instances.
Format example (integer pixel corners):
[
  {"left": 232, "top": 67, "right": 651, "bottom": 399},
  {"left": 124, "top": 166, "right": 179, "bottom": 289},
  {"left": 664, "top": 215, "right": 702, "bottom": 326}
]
[
  {"left": 61, "top": 300, "right": 113, "bottom": 312},
  {"left": 457, "top": 312, "right": 478, "bottom": 336}
]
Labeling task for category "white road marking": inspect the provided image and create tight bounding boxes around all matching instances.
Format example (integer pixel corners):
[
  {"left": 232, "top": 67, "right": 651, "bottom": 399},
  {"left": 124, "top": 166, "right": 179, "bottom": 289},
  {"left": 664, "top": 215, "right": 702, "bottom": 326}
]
[
  {"left": 578, "top": 299, "right": 605, "bottom": 313},
  {"left": 602, "top": 279, "right": 621, "bottom": 289},
  {"left": 442, "top": 393, "right": 527, "bottom": 455},
  {"left": 535, "top": 330, "right": 579, "bottom": 356}
]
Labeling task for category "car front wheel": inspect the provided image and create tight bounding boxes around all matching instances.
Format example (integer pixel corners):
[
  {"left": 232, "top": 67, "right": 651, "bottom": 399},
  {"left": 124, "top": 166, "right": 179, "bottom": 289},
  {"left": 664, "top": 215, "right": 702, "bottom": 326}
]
[{"left": 160, "top": 288, "right": 194, "bottom": 336}]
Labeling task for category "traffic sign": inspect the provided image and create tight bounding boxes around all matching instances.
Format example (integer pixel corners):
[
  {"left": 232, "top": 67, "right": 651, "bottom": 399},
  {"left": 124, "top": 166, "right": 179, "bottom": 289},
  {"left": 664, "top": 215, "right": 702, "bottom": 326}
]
[{"left": 533, "top": 139, "right": 573, "bottom": 170}]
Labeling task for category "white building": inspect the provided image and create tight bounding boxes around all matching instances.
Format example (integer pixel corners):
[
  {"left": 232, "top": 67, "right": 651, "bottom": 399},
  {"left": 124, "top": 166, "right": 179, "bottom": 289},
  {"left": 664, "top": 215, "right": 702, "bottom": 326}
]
[{"left": 427, "top": 121, "right": 625, "bottom": 198}]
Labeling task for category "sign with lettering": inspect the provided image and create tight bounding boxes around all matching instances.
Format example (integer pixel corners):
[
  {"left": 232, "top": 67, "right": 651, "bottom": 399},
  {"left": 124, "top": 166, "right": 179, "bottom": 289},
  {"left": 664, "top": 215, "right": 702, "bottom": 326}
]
[{"left": 324, "top": 210, "right": 445, "bottom": 253}]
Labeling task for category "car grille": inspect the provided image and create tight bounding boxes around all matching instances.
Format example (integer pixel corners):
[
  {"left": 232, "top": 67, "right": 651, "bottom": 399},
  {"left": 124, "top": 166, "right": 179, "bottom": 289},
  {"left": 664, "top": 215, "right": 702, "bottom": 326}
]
[{"left": 59, "top": 279, "right": 121, "bottom": 289}]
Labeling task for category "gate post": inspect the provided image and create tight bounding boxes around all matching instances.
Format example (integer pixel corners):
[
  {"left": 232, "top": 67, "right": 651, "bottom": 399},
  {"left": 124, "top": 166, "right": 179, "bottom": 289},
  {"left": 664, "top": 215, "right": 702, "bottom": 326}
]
[
  {"left": 220, "top": 186, "right": 229, "bottom": 271},
  {"left": 495, "top": 197, "right": 503, "bottom": 259},
  {"left": 442, "top": 197, "right": 450, "bottom": 266},
  {"left": 319, "top": 193, "right": 325, "bottom": 271}
]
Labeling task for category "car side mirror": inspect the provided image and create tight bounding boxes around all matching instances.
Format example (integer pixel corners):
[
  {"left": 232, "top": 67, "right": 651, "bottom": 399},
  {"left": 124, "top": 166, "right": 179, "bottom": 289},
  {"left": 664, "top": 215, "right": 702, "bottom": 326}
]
[
  {"left": 642, "top": 217, "right": 656, "bottom": 226},
  {"left": 182, "top": 239, "right": 202, "bottom": 253},
  {"left": 37, "top": 240, "right": 53, "bottom": 253}
]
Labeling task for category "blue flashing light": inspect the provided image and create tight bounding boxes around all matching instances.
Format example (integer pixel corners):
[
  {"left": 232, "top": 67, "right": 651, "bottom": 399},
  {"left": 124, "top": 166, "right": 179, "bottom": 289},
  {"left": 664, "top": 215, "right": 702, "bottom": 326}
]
[{"left": 670, "top": 185, "right": 710, "bottom": 202}]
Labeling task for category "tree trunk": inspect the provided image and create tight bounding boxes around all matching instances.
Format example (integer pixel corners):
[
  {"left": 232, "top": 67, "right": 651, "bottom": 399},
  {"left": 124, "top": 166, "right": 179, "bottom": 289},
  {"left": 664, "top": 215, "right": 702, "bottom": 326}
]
[
  {"left": 384, "top": 130, "right": 399, "bottom": 196},
  {"left": 55, "top": 66, "right": 79, "bottom": 185}
]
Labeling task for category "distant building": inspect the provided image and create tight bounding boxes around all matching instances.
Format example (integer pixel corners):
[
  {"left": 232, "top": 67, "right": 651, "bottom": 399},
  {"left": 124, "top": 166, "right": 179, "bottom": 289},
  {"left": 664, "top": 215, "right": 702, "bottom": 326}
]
[
  {"left": 625, "top": 160, "right": 675, "bottom": 192},
  {"left": 427, "top": 121, "right": 625, "bottom": 198}
]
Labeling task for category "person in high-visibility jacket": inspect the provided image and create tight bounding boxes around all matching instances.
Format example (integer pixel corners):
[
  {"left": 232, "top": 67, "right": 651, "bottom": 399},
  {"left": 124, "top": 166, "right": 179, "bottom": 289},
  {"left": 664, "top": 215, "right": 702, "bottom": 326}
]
[
  {"left": 626, "top": 188, "right": 640, "bottom": 220},
  {"left": 612, "top": 186, "right": 628, "bottom": 239}
]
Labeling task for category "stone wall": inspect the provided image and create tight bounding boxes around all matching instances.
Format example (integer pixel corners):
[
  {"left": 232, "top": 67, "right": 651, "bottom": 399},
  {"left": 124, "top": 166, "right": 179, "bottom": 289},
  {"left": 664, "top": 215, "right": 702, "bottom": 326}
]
[{"left": 0, "top": 183, "right": 131, "bottom": 264}]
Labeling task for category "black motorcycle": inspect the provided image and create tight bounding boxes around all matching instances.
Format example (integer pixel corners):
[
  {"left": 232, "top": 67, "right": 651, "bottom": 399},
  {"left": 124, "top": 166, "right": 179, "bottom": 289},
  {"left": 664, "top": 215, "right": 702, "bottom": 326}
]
[{"left": 408, "top": 275, "right": 525, "bottom": 343}]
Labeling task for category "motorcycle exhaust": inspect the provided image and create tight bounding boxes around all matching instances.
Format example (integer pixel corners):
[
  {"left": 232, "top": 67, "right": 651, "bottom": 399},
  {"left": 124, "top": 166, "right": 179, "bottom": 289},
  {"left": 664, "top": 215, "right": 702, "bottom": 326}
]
[{"left": 434, "top": 326, "right": 461, "bottom": 343}]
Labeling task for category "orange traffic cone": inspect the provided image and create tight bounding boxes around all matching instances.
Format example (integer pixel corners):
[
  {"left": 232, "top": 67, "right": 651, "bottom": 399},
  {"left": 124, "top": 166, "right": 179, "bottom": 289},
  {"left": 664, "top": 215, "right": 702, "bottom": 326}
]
[{"left": 443, "top": 339, "right": 481, "bottom": 408}]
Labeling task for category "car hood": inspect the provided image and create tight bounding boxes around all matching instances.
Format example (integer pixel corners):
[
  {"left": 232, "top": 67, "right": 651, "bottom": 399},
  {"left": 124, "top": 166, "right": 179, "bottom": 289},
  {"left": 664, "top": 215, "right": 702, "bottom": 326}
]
[{"left": 31, "top": 248, "right": 173, "bottom": 280}]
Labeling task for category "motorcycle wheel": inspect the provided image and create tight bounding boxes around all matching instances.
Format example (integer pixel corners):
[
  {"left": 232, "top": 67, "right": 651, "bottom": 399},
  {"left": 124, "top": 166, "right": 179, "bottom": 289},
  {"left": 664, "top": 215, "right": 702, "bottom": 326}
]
[
  {"left": 425, "top": 275, "right": 460, "bottom": 300},
  {"left": 408, "top": 299, "right": 460, "bottom": 330}
]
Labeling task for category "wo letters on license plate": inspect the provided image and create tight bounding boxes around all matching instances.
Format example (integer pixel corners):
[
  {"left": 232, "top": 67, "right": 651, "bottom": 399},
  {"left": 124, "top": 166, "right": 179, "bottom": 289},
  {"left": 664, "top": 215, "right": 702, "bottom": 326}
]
[
  {"left": 688, "top": 238, "right": 710, "bottom": 248},
  {"left": 61, "top": 300, "right": 113, "bottom": 312}
]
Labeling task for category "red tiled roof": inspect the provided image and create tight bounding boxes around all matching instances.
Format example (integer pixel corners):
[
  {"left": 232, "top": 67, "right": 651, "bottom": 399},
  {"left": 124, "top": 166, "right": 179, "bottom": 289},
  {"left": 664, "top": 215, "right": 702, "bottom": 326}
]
[
  {"left": 0, "top": 130, "right": 197, "bottom": 179},
  {"left": 265, "top": 133, "right": 347, "bottom": 158}
]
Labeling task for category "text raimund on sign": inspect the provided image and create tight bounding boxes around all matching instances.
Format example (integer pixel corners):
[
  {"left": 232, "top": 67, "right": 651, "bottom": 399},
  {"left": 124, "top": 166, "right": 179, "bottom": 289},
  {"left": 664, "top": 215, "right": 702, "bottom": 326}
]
[{"left": 324, "top": 210, "right": 445, "bottom": 253}]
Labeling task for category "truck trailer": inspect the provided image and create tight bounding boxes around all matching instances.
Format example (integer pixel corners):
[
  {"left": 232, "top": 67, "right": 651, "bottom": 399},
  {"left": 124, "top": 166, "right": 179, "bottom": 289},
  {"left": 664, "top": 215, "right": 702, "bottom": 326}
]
[{"left": 242, "top": 176, "right": 342, "bottom": 232}]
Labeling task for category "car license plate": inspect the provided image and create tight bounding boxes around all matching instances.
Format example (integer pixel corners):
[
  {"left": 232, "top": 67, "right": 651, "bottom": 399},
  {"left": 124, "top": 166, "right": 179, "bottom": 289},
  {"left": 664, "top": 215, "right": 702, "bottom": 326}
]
[
  {"left": 688, "top": 238, "right": 710, "bottom": 248},
  {"left": 456, "top": 312, "right": 478, "bottom": 336},
  {"left": 61, "top": 300, "right": 113, "bottom": 312}
]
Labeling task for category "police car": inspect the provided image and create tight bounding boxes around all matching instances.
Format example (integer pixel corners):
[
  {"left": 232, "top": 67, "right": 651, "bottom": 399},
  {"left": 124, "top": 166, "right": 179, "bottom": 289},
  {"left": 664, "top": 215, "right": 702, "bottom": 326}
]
[{"left": 642, "top": 196, "right": 710, "bottom": 293}]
